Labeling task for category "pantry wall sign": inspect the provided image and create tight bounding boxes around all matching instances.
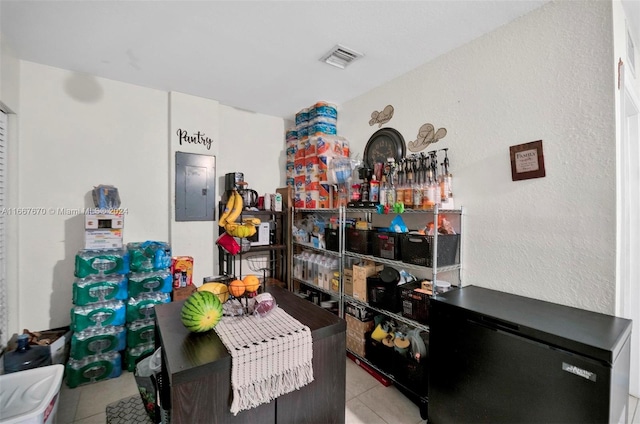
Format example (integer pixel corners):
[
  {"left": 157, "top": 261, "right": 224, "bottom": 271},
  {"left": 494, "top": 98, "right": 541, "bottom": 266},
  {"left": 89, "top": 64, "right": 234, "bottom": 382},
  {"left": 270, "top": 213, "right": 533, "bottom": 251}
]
[
  {"left": 510, "top": 140, "right": 545, "bottom": 181},
  {"left": 176, "top": 128, "right": 213, "bottom": 150}
]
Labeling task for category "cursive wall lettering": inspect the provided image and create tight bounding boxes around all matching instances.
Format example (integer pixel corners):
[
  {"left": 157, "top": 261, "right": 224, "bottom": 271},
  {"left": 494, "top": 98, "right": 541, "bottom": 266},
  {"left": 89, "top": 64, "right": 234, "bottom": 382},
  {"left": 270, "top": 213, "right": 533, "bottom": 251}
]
[{"left": 176, "top": 129, "right": 213, "bottom": 150}]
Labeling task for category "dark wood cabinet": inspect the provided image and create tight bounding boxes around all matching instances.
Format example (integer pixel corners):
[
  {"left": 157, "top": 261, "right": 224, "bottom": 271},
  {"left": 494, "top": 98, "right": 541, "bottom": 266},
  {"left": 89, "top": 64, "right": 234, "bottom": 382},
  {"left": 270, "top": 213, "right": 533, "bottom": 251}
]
[{"left": 155, "top": 285, "right": 346, "bottom": 423}]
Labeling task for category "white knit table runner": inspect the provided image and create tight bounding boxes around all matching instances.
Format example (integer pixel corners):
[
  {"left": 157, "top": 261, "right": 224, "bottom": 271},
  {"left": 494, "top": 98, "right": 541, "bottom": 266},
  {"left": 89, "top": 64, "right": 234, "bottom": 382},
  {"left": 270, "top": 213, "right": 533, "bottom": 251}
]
[{"left": 214, "top": 306, "right": 314, "bottom": 415}]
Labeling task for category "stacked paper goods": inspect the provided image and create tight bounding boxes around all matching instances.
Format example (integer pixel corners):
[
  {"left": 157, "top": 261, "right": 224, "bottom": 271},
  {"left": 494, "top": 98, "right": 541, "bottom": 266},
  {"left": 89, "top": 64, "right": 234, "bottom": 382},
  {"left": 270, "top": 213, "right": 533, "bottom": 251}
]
[{"left": 285, "top": 102, "right": 350, "bottom": 209}]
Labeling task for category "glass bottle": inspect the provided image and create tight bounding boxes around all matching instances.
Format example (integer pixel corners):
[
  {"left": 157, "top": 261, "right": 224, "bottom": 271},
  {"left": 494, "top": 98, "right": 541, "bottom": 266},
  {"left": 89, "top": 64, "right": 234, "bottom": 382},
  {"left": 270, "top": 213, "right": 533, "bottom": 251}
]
[
  {"left": 403, "top": 174, "right": 414, "bottom": 209},
  {"left": 413, "top": 179, "right": 423, "bottom": 211}
]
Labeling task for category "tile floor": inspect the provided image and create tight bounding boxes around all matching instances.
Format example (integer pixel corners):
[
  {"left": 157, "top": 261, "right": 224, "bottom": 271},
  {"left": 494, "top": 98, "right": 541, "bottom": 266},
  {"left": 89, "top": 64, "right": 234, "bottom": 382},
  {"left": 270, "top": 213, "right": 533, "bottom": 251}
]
[{"left": 57, "top": 357, "right": 640, "bottom": 424}]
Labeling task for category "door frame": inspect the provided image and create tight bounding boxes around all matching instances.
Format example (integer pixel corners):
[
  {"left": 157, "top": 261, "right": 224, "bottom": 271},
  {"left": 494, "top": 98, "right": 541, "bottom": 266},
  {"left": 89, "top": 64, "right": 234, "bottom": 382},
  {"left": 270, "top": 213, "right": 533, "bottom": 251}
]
[{"left": 617, "top": 62, "right": 640, "bottom": 397}]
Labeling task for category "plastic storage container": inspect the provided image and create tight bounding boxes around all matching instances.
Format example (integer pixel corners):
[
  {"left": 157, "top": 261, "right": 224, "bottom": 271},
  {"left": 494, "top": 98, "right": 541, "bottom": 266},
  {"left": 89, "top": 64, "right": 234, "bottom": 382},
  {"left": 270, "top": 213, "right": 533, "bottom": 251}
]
[
  {"left": 345, "top": 228, "right": 373, "bottom": 255},
  {"left": 400, "top": 233, "right": 460, "bottom": 267},
  {"left": 372, "top": 231, "right": 403, "bottom": 260},
  {"left": 0, "top": 364, "right": 64, "bottom": 424},
  {"left": 399, "top": 281, "right": 430, "bottom": 324}
]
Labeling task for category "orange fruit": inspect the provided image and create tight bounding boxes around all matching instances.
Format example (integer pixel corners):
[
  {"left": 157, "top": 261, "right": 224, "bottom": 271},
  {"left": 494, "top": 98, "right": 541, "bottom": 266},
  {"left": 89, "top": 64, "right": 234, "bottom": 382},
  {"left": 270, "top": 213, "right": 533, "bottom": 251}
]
[
  {"left": 229, "top": 279, "right": 245, "bottom": 297},
  {"left": 243, "top": 275, "right": 261, "bottom": 292}
]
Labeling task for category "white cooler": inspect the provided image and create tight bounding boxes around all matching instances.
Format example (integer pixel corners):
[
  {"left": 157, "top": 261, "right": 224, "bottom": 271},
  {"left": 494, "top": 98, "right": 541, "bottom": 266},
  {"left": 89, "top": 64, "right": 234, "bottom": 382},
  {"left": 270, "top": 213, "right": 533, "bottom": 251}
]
[{"left": 0, "top": 364, "right": 64, "bottom": 424}]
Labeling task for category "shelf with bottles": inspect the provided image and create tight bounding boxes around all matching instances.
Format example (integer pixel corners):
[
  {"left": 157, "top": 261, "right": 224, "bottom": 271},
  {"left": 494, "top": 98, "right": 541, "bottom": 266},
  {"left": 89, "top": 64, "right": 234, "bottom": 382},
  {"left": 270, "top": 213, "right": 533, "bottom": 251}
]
[{"left": 292, "top": 277, "right": 340, "bottom": 298}]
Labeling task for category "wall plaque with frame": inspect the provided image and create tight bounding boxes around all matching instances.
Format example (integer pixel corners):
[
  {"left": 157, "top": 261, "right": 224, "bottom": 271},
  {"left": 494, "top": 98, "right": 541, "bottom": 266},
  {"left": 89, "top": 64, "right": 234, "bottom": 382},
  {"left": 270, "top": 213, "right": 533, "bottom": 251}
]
[{"left": 510, "top": 140, "right": 545, "bottom": 181}]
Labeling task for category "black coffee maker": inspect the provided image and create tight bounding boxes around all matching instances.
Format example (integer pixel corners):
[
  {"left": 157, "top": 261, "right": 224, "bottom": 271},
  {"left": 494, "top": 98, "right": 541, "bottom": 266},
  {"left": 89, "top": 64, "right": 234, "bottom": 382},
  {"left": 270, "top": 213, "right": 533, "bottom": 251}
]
[{"left": 224, "top": 172, "right": 258, "bottom": 208}]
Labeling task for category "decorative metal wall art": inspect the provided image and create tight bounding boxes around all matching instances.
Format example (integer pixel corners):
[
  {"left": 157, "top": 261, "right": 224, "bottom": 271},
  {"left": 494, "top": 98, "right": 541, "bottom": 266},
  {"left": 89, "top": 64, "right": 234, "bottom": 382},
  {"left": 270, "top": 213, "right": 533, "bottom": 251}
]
[
  {"left": 407, "top": 123, "right": 447, "bottom": 152},
  {"left": 369, "top": 105, "right": 394, "bottom": 127}
]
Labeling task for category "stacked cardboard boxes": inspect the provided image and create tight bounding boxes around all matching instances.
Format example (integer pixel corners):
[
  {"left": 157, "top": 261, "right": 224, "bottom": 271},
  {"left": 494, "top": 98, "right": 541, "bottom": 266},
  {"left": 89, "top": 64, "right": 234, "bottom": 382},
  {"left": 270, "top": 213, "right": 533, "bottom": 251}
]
[{"left": 345, "top": 313, "right": 374, "bottom": 358}]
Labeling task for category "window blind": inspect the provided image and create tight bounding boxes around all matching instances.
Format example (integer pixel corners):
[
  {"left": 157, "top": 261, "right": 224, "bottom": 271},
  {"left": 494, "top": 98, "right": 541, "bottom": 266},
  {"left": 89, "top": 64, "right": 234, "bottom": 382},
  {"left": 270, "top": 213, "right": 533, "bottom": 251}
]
[{"left": 0, "top": 110, "right": 7, "bottom": 347}]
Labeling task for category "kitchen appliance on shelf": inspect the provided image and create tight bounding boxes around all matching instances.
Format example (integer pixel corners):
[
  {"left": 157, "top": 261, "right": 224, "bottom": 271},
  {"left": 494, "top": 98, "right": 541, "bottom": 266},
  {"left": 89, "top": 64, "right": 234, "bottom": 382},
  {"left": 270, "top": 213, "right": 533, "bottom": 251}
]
[
  {"left": 224, "top": 172, "right": 258, "bottom": 208},
  {"left": 428, "top": 285, "right": 632, "bottom": 424}
]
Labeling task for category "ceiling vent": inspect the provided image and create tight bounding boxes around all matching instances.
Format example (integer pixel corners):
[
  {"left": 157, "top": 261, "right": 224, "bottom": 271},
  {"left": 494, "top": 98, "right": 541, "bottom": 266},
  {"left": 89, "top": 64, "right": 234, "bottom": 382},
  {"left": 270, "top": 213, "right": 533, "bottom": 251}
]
[{"left": 320, "top": 44, "right": 364, "bottom": 69}]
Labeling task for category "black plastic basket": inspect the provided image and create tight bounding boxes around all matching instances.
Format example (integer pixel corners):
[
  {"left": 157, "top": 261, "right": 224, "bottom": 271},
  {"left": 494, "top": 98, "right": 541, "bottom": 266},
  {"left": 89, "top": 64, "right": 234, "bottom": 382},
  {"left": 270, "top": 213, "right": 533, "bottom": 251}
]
[
  {"left": 325, "top": 228, "right": 339, "bottom": 252},
  {"left": 398, "top": 281, "right": 430, "bottom": 324},
  {"left": 371, "top": 231, "right": 403, "bottom": 260},
  {"left": 345, "top": 228, "right": 373, "bottom": 255},
  {"left": 400, "top": 233, "right": 460, "bottom": 267},
  {"left": 391, "top": 331, "right": 429, "bottom": 396},
  {"left": 365, "top": 332, "right": 394, "bottom": 374}
]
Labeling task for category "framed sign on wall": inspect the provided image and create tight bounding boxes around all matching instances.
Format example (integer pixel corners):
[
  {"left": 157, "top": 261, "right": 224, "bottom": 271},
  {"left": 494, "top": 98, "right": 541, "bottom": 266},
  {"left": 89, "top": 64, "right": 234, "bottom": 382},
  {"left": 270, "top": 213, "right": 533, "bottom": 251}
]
[{"left": 510, "top": 140, "right": 546, "bottom": 181}]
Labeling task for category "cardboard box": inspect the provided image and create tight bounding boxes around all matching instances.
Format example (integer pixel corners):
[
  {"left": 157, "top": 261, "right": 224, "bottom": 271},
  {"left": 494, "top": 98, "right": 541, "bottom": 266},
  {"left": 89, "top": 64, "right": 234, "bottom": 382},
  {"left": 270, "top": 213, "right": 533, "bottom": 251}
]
[
  {"left": 84, "top": 229, "right": 123, "bottom": 249},
  {"left": 271, "top": 193, "right": 283, "bottom": 212},
  {"left": 5, "top": 327, "right": 72, "bottom": 366},
  {"left": 346, "top": 333, "right": 367, "bottom": 357},
  {"left": 343, "top": 275, "right": 353, "bottom": 296},
  {"left": 172, "top": 285, "right": 196, "bottom": 302},
  {"left": 84, "top": 213, "right": 124, "bottom": 230},
  {"left": 345, "top": 313, "right": 375, "bottom": 336},
  {"left": 352, "top": 263, "right": 383, "bottom": 302}
]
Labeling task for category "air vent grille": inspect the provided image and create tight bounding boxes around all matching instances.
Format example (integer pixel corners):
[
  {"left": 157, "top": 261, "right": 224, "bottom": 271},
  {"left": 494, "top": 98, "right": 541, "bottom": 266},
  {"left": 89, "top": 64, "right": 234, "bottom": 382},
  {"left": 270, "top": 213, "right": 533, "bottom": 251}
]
[{"left": 320, "top": 44, "right": 364, "bottom": 69}]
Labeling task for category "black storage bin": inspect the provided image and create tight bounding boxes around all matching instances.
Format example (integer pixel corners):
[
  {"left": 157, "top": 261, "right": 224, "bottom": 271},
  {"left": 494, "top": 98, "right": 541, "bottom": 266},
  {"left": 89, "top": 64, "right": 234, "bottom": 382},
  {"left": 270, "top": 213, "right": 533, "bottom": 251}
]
[
  {"left": 325, "top": 228, "right": 339, "bottom": 252},
  {"left": 365, "top": 332, "right": 394, "bottom": 374},
  {"left": 399, "top": 281, "right": 430, "bottom": 324},
  {"left": 367, "top": 276, "right": 400, "bottom": 312},
  {"left": 345, "top": 228, "right": 373, "bottom": 255},
  {"left": 372, "top": 231, "right": 403, "bottom": 260},
  {"left": 392, "top": 331, "right": 429, "bottom": 397},
  {"left": 400, "top": 233, "right": 460, "bottom": 267}
]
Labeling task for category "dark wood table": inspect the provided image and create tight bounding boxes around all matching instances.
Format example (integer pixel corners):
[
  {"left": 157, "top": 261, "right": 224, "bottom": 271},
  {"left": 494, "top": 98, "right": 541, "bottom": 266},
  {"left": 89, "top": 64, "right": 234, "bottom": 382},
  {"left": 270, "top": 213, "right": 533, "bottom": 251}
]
[{"left": 155, "top": 285, "right": 346, "bottom": 423}]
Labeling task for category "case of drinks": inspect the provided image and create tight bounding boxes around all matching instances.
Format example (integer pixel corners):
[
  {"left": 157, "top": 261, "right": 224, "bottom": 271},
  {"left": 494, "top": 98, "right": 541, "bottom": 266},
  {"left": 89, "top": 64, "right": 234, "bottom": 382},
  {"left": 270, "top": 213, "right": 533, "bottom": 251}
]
[
  {"left": 124, "top": 342, "right": 155, "bottom": 372},
  {"left": 73, "top": 275, "right": 128, "bottom": 305},
  {"left": 126, "top": 293, "right": 170, "bottom": 323},
  {"left": 70, "top": 325, "right": 126, "bottom": 359},
  {"left": 126, "top": 319, "right": 155, "bottom": 348},
  {"left": 127, "top": 241, "right": 172, "bottom": 272},
  {"left": 74, "top": 249, "right": 130, "bottom": 278},
  {"left": 70, "top": 300, "right": 126, "bottom": 332},
  {"left": 66, "top": 351, "right": 122, "bottom": 388},
  {"left": 127, "top": 270, "right": 172, "bottom": 298}
]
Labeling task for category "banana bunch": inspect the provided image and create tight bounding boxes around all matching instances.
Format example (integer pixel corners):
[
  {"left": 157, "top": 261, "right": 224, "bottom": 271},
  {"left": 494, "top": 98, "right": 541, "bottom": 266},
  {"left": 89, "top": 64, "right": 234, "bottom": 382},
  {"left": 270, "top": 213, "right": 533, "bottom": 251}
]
[
  {"left": 219, "top": 191, "right": 261, "bottom": 238},
  {"left": 219, "top": 190, "right": 243, "bottom": 227},
  {"left": 225, "top": 221, "right": 257, "bottom": 238}
]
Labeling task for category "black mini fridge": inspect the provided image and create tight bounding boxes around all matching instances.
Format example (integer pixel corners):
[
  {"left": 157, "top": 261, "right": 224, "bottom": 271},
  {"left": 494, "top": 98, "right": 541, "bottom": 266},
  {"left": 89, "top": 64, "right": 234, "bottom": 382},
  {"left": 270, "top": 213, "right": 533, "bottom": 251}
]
[{"left": 428, "top": 285, "right": 632, "bottom": 423}]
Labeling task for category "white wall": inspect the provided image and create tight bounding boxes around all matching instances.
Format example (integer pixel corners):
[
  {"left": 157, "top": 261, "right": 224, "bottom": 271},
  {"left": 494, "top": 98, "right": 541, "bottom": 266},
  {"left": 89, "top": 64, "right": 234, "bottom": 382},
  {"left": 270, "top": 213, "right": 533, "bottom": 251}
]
[
  {"left": 339, "top": 0, "right": 617, "bottom": 314},
  {"left": 18, "top": 62, "right": 169, "bottom": 330},
  {"left": 12, "top": 62, "right": 287, "bottom": 331},
  {"left": 168, "top": 92, "right": 219, "bottom": 285},
  {"left": 218, "top": 105, "right": 286, "bottom": 194}
]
